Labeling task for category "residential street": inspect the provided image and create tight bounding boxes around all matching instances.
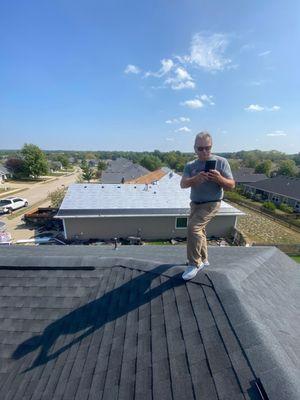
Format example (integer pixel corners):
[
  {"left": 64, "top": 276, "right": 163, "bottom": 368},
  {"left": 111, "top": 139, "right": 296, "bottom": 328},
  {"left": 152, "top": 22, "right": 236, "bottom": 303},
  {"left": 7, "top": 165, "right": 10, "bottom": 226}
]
[{"left": 0, "top": 171, "right": 80, "bottom": 241}]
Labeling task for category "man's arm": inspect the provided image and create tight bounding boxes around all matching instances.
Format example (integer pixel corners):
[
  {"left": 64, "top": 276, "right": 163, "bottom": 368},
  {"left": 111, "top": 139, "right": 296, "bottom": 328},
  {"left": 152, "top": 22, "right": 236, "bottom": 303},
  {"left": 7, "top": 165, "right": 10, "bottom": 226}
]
[{"left": 207, "top": 170, "right": 235, "bottom": 190}]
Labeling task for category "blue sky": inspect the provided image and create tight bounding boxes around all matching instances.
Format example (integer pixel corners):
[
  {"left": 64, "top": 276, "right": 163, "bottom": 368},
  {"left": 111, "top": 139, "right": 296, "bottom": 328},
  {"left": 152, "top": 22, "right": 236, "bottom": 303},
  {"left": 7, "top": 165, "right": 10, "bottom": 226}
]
[{"left": 0, "top": 0, "right": 299, "bottom": 153}]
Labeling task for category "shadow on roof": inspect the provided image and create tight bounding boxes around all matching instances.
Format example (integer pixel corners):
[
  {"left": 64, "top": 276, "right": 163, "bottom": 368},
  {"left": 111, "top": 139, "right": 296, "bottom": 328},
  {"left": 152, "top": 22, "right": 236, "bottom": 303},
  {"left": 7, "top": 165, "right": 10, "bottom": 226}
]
[{"left": 13, "top": 263, "right": 186, "bottom": 373}]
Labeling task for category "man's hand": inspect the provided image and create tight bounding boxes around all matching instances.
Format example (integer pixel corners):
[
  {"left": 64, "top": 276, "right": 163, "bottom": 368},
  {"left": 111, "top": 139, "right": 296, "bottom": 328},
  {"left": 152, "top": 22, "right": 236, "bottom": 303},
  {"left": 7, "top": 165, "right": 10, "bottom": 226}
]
[
  {"left": 207, "top": 169, "right": 222, "bottom": 184},
  {"left": 207, "top": 169, "right": 235, "bottom": 190},
  {"left": 180, "top": 171, "right": 209, "bottom": 188},
  {"left": 194, "top": 171, "right": 209, "bottom": 184}
]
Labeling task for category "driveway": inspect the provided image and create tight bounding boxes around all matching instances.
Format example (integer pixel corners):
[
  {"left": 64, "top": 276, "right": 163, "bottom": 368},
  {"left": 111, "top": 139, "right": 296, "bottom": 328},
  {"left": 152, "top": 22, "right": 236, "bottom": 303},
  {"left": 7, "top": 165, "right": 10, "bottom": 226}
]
[{"left": 0, "top": 171, "right": 81, "bottom": 241}]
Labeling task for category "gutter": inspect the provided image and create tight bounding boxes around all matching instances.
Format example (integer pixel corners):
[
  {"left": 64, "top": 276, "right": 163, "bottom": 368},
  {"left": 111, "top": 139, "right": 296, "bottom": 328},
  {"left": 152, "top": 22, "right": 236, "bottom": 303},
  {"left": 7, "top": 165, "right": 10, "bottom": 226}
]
[{"left": 55, "top": 211, "right": 244, "bottom": 219}]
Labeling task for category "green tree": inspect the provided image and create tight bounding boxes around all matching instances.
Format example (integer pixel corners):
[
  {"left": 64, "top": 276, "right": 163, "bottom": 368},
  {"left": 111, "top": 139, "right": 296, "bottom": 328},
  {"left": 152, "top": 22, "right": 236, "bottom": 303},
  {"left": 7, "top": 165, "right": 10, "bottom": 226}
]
[
  {"left": 277, "top": 160, "right": 298, "bottom": 177},
  {"left": 244, "top": 153, "right": 258, "bottom": 168},
  {"left": 255, "top": 160, "right": 272, "bottom": 176},
  {"left": 140, "top": 155, "right": 162, "bottom": 171},
  {"left": 56, "top": 154, "right": 70, "bottom": 169},
  {"left": 228, "top": 159, "right": 241, "bottom": 172},
  {"left": 81, "top": 160, "right": 95, "bottom": 182},
  {"left": 95, "top": 160, "right": 107, "bottom": 179},
  {"left": 21, "top": 144, "right": 48, "bottom": 178},
  {"left": 292, "top": 153, "right": 300, "bottom": 166}
]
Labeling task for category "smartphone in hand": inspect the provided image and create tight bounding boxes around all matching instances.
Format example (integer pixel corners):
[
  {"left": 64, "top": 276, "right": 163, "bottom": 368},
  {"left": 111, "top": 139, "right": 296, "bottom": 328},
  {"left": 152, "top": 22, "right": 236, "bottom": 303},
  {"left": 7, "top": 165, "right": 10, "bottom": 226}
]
[{"left": 204, "top": 160, "right": 216, "bottom": 172}]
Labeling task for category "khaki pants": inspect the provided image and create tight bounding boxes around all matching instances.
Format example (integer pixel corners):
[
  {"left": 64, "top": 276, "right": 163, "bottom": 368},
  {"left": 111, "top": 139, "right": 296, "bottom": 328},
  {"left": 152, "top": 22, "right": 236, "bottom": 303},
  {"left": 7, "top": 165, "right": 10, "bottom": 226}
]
[{"left": 187, "top": 201, "right": 221, "bottom": 267}]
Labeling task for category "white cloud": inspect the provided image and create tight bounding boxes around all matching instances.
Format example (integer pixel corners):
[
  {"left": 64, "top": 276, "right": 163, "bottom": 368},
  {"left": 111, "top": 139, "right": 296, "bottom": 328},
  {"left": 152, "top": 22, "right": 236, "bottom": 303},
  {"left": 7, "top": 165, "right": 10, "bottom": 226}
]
[
  {"left": 259, "top": 50, "right": 271, "bottom": 57},
  {"left": 245, "top": 104, "right": 280, "bottom": 112},
  {"left": 166, "top": 137, "right": 174, "bottom": 141},
  {"left": 165, "top": 117, "right": 191, "bottom": 124},
  {"left": 145, "top": 58, "right": 174, "bottom": 78},
  {"left": 244, "top": 104, "right": 265, "bottom": 112},
  {"left": 124, "top": 64, "right": 141, "bottom": 74},
  {"left": 179, "top": 117, "right": 190, "bottom": 122},
  {"left": 268, "top": 105, "right": 280, "bottom": 111},
  {"left": 165, "top": 67, "right": 195, "bottom": 90},
  {"left": 200, "top": 94, "right": 215, "bottom": 105},
  {"left": 180, "top": 33, "right": 232, "bottom": 72},
  {"left": 267, "top": 130, "right": 286, "bottom": 137},
  {"left": 166, "top": 80, "right": 195, "bottom": 90},
  {"left": 181, "top": 99, "right": 204, "bottom": 109},
  {"left": 176, "top": 126, "right": 191, "bottom": 132},
  {"left": 181, "top": 94, "right": 215, "bottom": 109}
]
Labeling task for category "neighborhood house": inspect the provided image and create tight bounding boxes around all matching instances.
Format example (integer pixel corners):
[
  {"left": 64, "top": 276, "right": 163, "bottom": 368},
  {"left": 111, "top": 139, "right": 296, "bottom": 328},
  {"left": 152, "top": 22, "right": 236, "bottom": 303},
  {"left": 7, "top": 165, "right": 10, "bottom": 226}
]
[
  {"left": 243, "top": 176, "right": 300, "bottom": 212},
  {"left": 56, "top": 172, "right": 244, "bottom": 241}
]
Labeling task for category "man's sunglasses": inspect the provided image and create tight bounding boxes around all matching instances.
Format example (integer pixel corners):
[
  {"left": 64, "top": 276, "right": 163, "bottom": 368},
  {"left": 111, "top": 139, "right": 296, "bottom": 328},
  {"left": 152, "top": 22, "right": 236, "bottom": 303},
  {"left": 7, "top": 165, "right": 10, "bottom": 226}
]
[{"left": 197, "top": 146, "right": 212, "bottom": 152}]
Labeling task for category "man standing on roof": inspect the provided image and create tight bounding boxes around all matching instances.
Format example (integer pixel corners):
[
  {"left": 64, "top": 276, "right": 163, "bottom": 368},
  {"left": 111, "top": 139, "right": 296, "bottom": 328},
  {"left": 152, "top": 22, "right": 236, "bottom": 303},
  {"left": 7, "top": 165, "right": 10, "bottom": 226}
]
[{"left": 180, "top": 131, "right": 235, "bottom": 280}]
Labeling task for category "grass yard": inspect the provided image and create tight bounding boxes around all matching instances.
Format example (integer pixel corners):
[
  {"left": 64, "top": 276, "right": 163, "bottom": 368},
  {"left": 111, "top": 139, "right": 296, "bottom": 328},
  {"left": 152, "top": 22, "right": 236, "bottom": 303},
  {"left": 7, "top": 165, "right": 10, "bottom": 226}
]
[
  {"left": 290, "top": 256, "right": 300, "bottom": 263},
  {"left": 235, "top": 203, "right": 300, "bottom": 245}
]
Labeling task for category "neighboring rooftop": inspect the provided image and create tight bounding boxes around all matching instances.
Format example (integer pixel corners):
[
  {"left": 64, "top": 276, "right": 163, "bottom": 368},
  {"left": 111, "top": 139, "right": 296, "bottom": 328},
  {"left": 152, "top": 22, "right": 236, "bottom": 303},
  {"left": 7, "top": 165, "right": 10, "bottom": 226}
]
[
  {"left": 56, "top": 181, "right": 244, "bottom": 217},
  {"left": 126, "top": 169, "right": 167, "bottom": 184},
  {"left": 244, "top": 176, "right": 300, "bottom": 200},
  {"left": 101, "top": 158, "right": 149, "bottom": 184},
  {"left": 232, "top": 168, "right": 267, "bottom": 184},
  {"left": 0, "top": 245, "right": 299, "bottom": 400},
  {"left": 0, "top": 165, "right": 10, "bottom": 175}
]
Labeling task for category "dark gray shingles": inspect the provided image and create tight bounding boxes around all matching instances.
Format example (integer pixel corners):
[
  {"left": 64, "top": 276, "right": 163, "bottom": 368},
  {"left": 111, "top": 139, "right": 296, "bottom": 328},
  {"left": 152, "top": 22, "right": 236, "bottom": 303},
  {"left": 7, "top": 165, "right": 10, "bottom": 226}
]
[{"left": 1, "top": 246, "right": 300, "bottom": 399}]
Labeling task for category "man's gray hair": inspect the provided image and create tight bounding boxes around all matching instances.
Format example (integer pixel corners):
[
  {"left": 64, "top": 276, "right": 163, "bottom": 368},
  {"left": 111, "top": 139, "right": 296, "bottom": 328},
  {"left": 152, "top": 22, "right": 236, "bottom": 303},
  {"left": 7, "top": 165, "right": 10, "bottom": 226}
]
[{"left": 194, "top": 131, "right": 212, "bottom": 143}]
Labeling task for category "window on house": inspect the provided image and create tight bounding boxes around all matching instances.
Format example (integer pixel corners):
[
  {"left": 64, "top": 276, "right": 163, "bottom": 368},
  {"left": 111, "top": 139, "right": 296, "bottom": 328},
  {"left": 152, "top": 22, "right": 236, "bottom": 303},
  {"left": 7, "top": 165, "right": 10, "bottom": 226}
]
[{"left": 176, "top": 217, "right": 188, "bottom": 229}]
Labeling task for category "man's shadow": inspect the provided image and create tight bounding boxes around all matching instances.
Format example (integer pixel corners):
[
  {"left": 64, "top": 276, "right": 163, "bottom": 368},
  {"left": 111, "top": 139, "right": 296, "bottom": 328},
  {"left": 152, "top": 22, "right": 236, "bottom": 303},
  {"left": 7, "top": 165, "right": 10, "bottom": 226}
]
[{"left": 13, "top": 264, "right": 184, "bottom": 372}]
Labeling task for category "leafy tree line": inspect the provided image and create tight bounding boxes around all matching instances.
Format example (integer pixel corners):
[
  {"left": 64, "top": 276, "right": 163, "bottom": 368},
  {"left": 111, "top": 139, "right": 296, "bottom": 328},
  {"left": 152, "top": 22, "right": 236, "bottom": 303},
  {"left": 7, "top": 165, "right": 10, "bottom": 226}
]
[{"left": 1, "top": 146, "right": 300, "bottom": 178}]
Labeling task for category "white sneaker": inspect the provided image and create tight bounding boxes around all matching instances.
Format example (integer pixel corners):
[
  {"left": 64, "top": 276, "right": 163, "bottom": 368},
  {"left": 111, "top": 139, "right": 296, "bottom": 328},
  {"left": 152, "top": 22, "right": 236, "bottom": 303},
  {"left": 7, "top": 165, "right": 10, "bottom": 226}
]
[
  {"left": 182, "top": 263, "right": 204, "bottom": 280},
  {"left": 203, "top": 260, "right": 210, "bottom": 267}
]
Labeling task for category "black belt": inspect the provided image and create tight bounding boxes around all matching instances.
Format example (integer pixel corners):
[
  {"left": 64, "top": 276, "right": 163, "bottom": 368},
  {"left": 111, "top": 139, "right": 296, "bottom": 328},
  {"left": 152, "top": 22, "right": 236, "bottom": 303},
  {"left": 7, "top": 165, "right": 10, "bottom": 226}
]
[{"left": 192, "top": 200, "right": 221, "bottom": 205}]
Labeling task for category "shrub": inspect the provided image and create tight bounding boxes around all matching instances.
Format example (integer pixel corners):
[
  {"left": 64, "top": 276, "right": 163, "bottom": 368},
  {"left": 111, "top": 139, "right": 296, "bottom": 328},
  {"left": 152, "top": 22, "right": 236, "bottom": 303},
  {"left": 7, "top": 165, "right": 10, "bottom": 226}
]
[
  {"left": 263, "top": 201, "right": 276, "bottom": 211},
  {"left": 278, "top": 203, "right": 294, "bottom": 213},
  {"left": 224, "top": 190, "right": 244, "bottom": 201},
  {"left": 48, "top": 187, "right": 67, "bottom": 208}
]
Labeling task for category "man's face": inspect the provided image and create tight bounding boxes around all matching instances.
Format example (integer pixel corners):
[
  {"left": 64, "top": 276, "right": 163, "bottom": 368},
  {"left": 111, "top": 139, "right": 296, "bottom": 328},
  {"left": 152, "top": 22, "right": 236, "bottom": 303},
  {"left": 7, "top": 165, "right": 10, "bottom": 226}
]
[{"left": 194, "top": 137, "right": 212, "bottom": 161}]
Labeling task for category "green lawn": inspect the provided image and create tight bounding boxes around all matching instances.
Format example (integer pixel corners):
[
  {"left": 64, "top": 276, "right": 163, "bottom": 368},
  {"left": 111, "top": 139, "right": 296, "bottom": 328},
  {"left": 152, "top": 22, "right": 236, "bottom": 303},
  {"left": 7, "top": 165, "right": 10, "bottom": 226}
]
[{"left": 290, "top": 256, "right": 300, "bottom": 263}]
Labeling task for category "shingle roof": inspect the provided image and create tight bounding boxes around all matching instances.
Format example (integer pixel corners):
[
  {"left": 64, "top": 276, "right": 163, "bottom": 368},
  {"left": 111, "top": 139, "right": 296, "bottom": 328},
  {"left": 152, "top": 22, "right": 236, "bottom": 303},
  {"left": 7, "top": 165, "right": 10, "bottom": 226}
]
[
  {"left": 0, "top": 165, "right": 10, "bottom": 175},
  {"left": 56, "top": 182, "right": 244, "bottom": 218},
  {"left": 244, "top": 176, "right": 300, "bottom": 200},
  {"left": 101, "top": 158, "right": 149, "bottom": 184},
  {"left": 0, "top": 245, "right": 299, "bottom": 400},
  {"left": 233, "top": 168, "right": 267, "bottom": 184}
]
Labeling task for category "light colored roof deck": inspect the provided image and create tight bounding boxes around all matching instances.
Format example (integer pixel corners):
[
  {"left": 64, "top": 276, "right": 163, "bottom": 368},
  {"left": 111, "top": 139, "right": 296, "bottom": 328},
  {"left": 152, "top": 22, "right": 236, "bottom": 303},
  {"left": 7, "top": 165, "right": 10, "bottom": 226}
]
[{"left": 57, "top": 179, "right": 244, "bottom": 218}]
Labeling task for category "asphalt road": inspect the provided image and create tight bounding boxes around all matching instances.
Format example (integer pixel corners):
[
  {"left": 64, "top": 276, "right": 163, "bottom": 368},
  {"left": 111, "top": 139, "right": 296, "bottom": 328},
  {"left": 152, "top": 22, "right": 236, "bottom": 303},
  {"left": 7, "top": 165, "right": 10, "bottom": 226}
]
[{"left": 0, "top": 171, "right": 80, "bottom": 241}]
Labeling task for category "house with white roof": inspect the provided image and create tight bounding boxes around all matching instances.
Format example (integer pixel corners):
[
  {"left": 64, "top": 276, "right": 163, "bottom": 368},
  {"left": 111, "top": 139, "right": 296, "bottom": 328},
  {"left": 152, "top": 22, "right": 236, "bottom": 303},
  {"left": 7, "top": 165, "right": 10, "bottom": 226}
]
[
  {"left": 56, "top": 172, "right": 244, "bottom": 241},
  {"left": 0, "top": 165, "right": 11, "bottom": 183}
]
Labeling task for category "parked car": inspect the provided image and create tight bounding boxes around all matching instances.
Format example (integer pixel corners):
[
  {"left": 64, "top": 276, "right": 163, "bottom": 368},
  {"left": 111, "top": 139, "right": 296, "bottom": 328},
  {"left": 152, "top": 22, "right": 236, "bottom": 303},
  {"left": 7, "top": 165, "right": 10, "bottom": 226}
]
[{"left": 0, "top": 197, "right": 29, "bottom": 214}]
